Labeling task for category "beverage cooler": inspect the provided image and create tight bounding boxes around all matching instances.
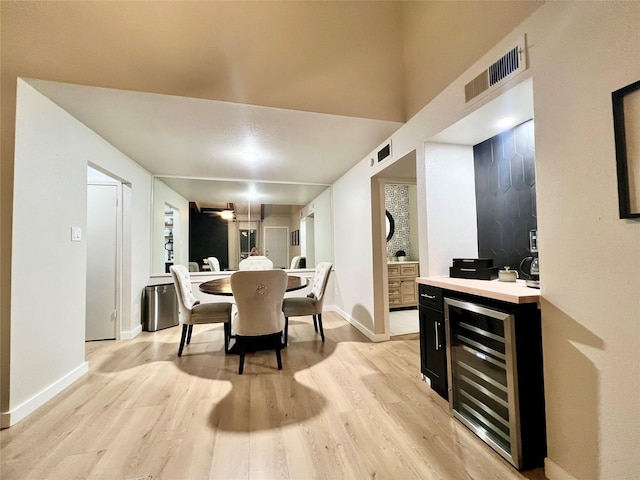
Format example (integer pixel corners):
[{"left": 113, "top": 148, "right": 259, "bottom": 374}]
[{"left": 444, "top": 297, "right": 546, "bottom": 470}]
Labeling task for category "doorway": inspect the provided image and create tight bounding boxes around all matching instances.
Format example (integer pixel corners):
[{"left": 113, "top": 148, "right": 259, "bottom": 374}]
[
  {"left": 264, "top": 226, "right": 289, "bottom": 268},
  {"left": 371, "top": 150, "right": 419, "bottom": 339},
  {"left": 86, "top": 167, "right": 122, "bottom": 341},
  {"left": 385, "top": 183, "right": 420, "bottom": 336}
]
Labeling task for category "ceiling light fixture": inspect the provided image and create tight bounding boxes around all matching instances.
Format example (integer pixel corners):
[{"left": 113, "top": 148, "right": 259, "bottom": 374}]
[
  {"left": 218, "top": 202, "right": 235, "bottom": 221},
  {"left": 243, "top": 151, "right": 258, "bottom": 162},
  {"left": 220, "top": 209, "right": 234, "bottom": 220}
]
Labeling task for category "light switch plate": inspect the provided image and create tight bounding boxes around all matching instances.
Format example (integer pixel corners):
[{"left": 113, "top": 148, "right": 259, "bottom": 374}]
[{"left": 71, "top": 227, "right": 82, "bottom": 242}]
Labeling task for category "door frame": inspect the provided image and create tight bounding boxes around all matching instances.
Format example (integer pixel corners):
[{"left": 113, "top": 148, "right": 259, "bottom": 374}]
[{"left": 372, "top": 164, "right": 419, "bottom": 339}]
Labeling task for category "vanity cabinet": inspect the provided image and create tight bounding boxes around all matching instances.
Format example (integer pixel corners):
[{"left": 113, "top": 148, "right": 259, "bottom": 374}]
[
  {"left": 388, "top": 262, "right": 418, "bottom": 308},
  {"left": 418, "top": 284, "right": 448, "bottom": 400}
]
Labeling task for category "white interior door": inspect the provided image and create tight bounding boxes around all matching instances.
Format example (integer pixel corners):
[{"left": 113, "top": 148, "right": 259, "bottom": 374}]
[
  {"left": 86, "top": 183, "right": 118, "bottom": 341},
  {"left": 264, "top": 226, "right": 288, "bottom": 268}
]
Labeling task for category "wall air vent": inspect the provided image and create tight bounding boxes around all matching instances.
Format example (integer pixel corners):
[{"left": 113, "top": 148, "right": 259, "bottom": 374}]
[
  {"left": 464, "top": 37, "right": 527, "bottom": 104},
  {"left": 465, "top": 71, "right": 490, "bottom": 103},
  {"left": 377, "top": 141, "right": 392, "bottom": 163}
]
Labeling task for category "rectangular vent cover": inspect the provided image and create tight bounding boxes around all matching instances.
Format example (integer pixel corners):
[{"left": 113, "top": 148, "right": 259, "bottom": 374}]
[
  {"left": 377, "top": 142, "right": 391, "bottom": 163},
  {"left": 489, "top": 46, "right": 519, "bottom": 86},
  {"left": 465, "top": 41, "right": 525, "bottom": 104}
]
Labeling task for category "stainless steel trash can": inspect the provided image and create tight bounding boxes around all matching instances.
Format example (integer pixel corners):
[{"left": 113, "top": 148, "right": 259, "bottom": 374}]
[{"left": 143, "top": 283, "right": 179, "bottom": 331}]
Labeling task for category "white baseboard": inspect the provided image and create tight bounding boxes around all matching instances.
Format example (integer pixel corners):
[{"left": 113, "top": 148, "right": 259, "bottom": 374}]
[
  {"left": 121, "top": 323, "right": 142, "bottom": 339},
  {"left": 545, "top": 458, "right": 578, "bottom": 480},
  {"left": 1, "top": 361, "right": 89, "bottom": 428},
  {"left": 328, "top": 305, "right": 389, "bottom": 342}
]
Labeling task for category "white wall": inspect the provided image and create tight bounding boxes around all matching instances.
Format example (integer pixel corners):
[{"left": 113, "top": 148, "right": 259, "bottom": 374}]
[
  {"left": 302, "top": 217, "right": 315, "bottom": 266},
  {"left": 408, "top": 184, "right": 419, "bottom": 261},
  {"left": 524, "top": 4, "right": 640, "bottom": 480},
  {"left": 152, "top": 178, "right": 189, "bottom": 274},
  {"left": 331, "top": 3, "right": 640, "bottom": 479},
  {"left": 423, "top": 143, "right": 477, "bottom": 276},
  {"left": 311, "top": 187, "right": 333, "bottom": 265},
  {"left": 5, "top": 79, "right": 152, "bottom": 426},
  {"left": 332, "top": 161, "right": 377, "bottom": 335},
  {"left": 300, "top": 187, "right": 333, "bottom": 267}
]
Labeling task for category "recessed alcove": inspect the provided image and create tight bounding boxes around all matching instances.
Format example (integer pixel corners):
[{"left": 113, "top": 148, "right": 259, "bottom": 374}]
[{"left": 423, "top": 77, "right": 535, "bottom": 276}]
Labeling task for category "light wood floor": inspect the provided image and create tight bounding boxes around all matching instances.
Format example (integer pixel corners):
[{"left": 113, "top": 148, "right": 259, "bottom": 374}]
[{"left": 1, "top": 312, "right": 547, "bottom": 480}]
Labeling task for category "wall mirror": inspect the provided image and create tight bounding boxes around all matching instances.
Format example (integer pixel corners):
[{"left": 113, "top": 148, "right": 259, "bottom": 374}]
[
  {"left": 385, "top": 210, "right": 395, "bottom": 242},
  {"left": 150, "top": 177, "right": 334, "bottom": 273},
  {"left": 612, "top": 79, "right": 640, "bottom": 218}
]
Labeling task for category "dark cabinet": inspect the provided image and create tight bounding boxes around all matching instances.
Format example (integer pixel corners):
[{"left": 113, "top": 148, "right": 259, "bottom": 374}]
[{"left": 418, "top": 284, "right": 448, "bottom": 400}]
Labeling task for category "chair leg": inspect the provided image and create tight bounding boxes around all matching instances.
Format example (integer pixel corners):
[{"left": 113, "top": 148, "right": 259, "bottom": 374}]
[
  {"left": 178, "top": 324, "right": 189, "bottom": 357},
  {"left": 312, "top": 314, "right": 318, "bottom": 332},
  {"left": 284, "top": 317, "right": 289, "bottom": 346},
  {"left": 317, "top": 313, "right": 325, "bottom": 342},
  {"left": 275, "top": 333, "right": 283, "bottom": 370},
  {"left": 238, "top": 338, "right": 246, "bottom": 375},
  {"left": 186, "top": 324, "right": 193, "bottom": 344},
  {"left": 224, "top": 322, "right": 231, "bottom": 354}
]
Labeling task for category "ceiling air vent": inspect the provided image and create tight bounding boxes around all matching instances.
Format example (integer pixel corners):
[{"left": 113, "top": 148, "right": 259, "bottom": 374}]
[{"left": 465, "top": 38, "right": 526, "bottom": 104}]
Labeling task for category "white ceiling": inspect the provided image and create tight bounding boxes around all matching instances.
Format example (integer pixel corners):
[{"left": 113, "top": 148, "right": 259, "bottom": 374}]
[
  {"left": 428, "top": 78, "right": 534, "bottom": 146},
  {"left": 27, "top": 78, "right": 402, "bottom": 206},
  {"left": 27, "top": 76, "right": 533, "bottom": 208}
]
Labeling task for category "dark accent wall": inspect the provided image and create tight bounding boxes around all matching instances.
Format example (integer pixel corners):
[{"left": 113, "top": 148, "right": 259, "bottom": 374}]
[
  {"left": 189, "top": 211, "right": 229, "bottom": 270},
  {"left": 474, "top": 120, "right": 537, "bottom": 276}
]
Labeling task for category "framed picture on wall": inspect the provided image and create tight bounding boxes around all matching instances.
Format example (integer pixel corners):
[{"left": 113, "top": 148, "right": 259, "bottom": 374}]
[
  {"left": 612, "top": 79, "right": 640, "bottom": 218},
  {"left": 291, "top": 230, "right": 299, "bottom": 246}
]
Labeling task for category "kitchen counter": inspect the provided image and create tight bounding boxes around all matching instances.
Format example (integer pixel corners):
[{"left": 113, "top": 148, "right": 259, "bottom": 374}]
[{"left": 416, "top": 276, "right": 540, "bottom": 305}]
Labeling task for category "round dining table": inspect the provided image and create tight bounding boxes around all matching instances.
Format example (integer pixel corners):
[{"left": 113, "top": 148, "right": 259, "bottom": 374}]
[{"left": 199, "top": 274, "right": 308, "bottom": 296}]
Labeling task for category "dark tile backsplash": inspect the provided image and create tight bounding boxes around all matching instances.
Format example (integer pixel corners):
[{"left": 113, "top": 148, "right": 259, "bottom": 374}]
[{"left": 474, "top": 120, "right": 537, "bottom": 276}]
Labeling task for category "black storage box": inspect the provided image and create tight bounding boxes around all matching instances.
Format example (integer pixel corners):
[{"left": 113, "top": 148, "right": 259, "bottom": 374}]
[
  {"left": 452, "top": 258, "right": 494, "bottom": 268},
  {"left": 450, "top": 265, "right": 499, "bottom": 280}
]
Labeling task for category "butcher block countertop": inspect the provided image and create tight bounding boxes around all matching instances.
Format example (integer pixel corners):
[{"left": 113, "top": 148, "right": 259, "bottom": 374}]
[{"left": 416, "top": 276, "right": 540, "bottom": 305}]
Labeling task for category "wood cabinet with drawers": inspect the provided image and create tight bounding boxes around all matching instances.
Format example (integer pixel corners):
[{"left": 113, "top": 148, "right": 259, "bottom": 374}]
[{"left": 387, "top": 262, "right": 419, "bottom": 309}]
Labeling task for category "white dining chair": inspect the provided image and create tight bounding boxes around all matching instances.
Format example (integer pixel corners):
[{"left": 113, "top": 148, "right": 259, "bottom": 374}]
[
  {"left": 207, "top": 256, "right": 221, "bottom": 272},
  {"left": 282, "top": 262, "right": 332, "bottom": 345},
  {"left": 230, "top": 269, "right": 288, "bottom": 374},
  {"left": 290, "top": 256, "right": 306, "bottom": 269},
  {"left": 170, "top": 265, "right": 233, "bottom": 355},
  {"left": 239, "top": 255, "right": 273, "bottom": 270}
]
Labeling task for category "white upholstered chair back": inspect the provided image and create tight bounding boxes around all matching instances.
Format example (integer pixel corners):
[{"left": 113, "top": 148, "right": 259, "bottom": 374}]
[
  {"left": 239, "top": 255, "right": 273, "bottom": 270},
  {"left": 207, "top": 256, "right": 221, "bottom": 272},
  {"left": 290, "top": 256, "right": 301, "bottom": 269},
  {"left": 310, "top": 262, "right": 333, "bottom": 302},
  {"left": 230, "top": 270, "right": 287, "bottom": 336},
  {"left": 170, "top": 264, "right": 233, "bottom": 356},
  {"left": 169, "top": 264, "right": 199, "bottom": 324},
  {"left": 281, "top": 262, "right": 333, "bottom": 344}
]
